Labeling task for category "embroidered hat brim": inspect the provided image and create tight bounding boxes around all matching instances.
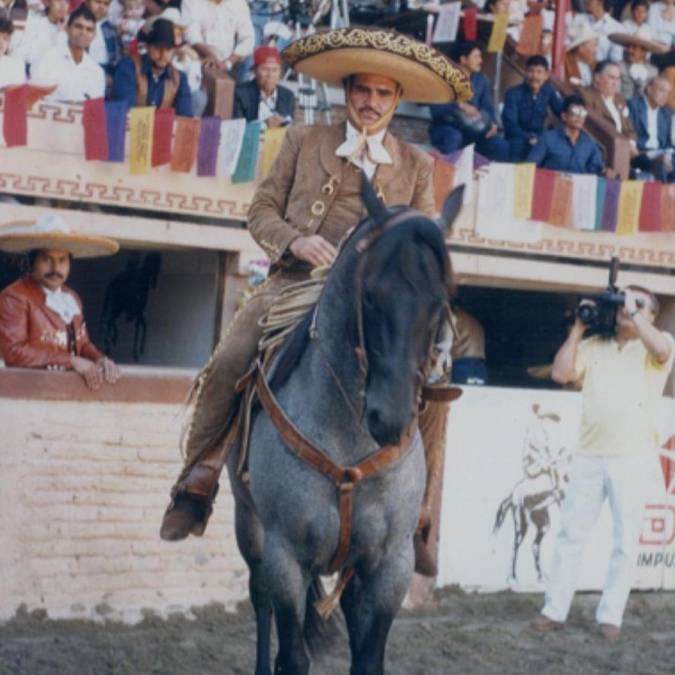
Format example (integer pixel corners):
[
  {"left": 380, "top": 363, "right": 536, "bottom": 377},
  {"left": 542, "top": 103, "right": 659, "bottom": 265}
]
[
  {"left": 0, "top": 221, "right": 120, "bottom": 258},
  {"left": 282, "top": 28, "right": 472, "bottom": 104}
]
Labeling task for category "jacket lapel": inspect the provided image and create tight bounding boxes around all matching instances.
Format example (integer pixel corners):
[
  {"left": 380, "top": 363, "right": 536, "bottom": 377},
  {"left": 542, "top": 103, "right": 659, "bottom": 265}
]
[
  {"left": 22, "top": 278, "right": 65, "bottom": 330},
  {"left": 318, "top": 122, "right": 349, "bottom": 179},
  {"left": 373, "top": 132, "right": 402, "bottom": 200}
]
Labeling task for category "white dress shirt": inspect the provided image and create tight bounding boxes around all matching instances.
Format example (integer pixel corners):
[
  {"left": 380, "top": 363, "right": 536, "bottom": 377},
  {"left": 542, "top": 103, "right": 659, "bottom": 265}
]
[
  {"left": 0, "top": 54, "right": 27, "bottom": 88},
  {"left": 43, "top": 285, "right": 81, "bottom": 324},
  {"left": 12, "top": 13, "right": 67, "bottom": 68},
  {"left": 88, "top": 19, "right": 109, "bottom": 67},
  {"left": 183, "top": 0, "right": 254, "bottom": 62},
  {"left": 335, "top": 121, "right": 392, "bottom": 180},
  {"left": 578, "top": 61, "right": 593, "bottom": 86},
  {"left": 31, "top": 43, "right": 105, "bottom": 102},
  {"left": 645, "top": 101, "right": 660, "bottom": 151},
  {"left": 591, "top": 13, "right": 627, "bottom": 62},
  {"left": 603, "top": 95, "right": 623, "bottom": 132},
  {"left": 648, "top": 2, "right": 675, "bottom": 46}
]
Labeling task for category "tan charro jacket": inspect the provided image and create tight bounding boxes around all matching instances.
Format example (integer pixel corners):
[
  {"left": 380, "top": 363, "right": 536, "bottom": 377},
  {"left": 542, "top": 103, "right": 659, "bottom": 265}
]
[
  {"left": 248, "top": 122, "right": 435, "bottom": 265},
  {"left": 0, "top": 277, "right": 103, "bottom": 369},
  {"left": 580, "top": 86, "right": 637, "bottom": 142}
]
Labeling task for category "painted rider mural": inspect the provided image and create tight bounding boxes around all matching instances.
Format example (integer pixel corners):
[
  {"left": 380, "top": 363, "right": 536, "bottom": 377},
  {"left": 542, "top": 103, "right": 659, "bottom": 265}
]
[{"left": 159, "top": 27, "right": 472, "bottom": 576}]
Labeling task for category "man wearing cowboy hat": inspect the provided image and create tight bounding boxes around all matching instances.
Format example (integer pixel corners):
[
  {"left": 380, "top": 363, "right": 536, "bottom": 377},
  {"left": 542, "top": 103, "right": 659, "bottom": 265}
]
[
  {"left": 111, "top": 16, "right": 193, "bottom": 116},
  {"left": 159, "top": 27, "right": 471, "bottom": 577},
  {"left": 565, "top": 24, "right": 600, "bottom": 87},
  {"left": 233, "top": 45, "right": 294, "bottom": 127},
  {"left": 0, "top": 214, "right": 120, "bottom": 390},
  {"left": 611, "top": 27, "right": 664, "bottom": 99}
]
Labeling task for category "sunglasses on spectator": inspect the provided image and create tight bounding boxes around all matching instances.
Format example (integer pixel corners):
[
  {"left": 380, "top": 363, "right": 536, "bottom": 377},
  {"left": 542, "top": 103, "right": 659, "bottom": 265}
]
[{"left": 567, "top": 106, "right": 588, "bottom": 118}]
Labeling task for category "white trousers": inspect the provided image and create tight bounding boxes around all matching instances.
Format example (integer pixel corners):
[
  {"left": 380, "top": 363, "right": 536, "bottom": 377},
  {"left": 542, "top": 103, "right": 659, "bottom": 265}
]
[{"left": 542, "top": 453, "right": 648, "bottom": 628}]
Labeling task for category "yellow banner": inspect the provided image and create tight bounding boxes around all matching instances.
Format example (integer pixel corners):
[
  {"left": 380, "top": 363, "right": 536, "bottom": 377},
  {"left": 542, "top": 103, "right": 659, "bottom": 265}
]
[
  {"left": 487, "top": 12, "right": 509, "bottom": 53},
  {"left": 513, "top": 163, "right": 536, "bottom": 220},
  {"left": 129, "top": 107, "right": 155, "bottom": 175},
  {"left": 616, "top": 180, "right": 643, "bottom": 234},
  {"left": 259, "top": 126, "right": 287, "bottom": 178}
]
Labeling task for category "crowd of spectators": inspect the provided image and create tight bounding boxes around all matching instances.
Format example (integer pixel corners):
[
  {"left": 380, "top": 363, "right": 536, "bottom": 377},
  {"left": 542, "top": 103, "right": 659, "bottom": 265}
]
[{"left": 0, "top": 0, "right": 673, "bottom": 181}]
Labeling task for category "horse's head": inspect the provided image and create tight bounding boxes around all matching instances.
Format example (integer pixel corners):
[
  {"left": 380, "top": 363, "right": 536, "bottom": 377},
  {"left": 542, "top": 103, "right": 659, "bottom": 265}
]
[{"left": 357, "top": 178, "right": 464, "bottom": 447}]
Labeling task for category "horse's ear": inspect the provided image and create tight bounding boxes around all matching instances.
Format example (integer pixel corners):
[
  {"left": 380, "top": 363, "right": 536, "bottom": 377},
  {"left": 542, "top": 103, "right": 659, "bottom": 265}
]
[
  {"left": 437, "top": 185, "right": 465, "bottom": 235},
  {"left": 361, "top": 173, "right": 390, "bottom": 226}
]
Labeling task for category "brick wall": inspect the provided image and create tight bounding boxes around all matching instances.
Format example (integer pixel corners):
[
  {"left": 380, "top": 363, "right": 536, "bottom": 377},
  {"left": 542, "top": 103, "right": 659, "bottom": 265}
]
[{"left": 0, "top": 397, "right": 248, "bottom": 624}]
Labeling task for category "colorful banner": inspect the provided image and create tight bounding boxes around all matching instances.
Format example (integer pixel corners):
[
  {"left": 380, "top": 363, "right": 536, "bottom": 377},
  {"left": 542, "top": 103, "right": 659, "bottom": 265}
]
[
  {"left": 128, "top": 107, "right": 154, "bottom": 175},
  {"left": 516, "top": 13, "right": 543, "bottom": 55},
  {"left": 259, "top": 126, "right": 287, "bottom": 178},
  {"left": 662, "top": 184, "right": 675, "bottom": 232},
  {"left": 105, "top": 101, "right": 128, "bottom": 163},
  {"left": 616, "top": 180, "right": 644, "bottom": 235},
  {"left": 152, "top": 108, "right": 175, "bottom": 167},
  {"left": 432, "top": 2, "right": 461, "bottom": 43},
  {"left": 197, "top": 116, "right": 222, "bottom": 177},
  {"left": 531, "top": 168, "right": 556, "bottom": 221},
  {"left": 170, "top": 117, "right": 201, "bottom": 173},
  {"left": 594, "top": 177, "right": 606, "bottom": 231},
  {"left": 82, "top": 98, "right": 108, "bottom": 161},
  {"left": 487, "top": 12, "right": 509, "bottom": 53},
  {"left": 600, "top": 179, "right": 621, "bottom": 232},
  {"left": 548, "top": 173, "right": 572, "bottom": 227},
  {"left": 3, "top": 85, "right": 28, "bottom": 147},
  {"left": 638, "top": 182, "right": 662, "bottom": 232},
  {"left": 433, "top": 154, "right": 456, "bottom": 212},
  {"left": 513, "top": 163, "right": 535, "bottom": 220},
  {"left": 570, "top": 174, "right": 597, "bottom": 231},
  {"left": 219, "top": 118, "right": 247, "bottom": 177},
  {"left": 232, "top": 121, "right": 262, "bottom": 184},
  {"left": 463, "top": 6, "right": 477, "bottom": 40}
]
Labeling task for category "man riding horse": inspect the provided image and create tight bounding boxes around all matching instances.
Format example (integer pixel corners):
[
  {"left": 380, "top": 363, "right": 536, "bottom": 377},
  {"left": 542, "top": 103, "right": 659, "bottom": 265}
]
[{"left": 160, "top": 27, "right": 471, "bottom": 576}]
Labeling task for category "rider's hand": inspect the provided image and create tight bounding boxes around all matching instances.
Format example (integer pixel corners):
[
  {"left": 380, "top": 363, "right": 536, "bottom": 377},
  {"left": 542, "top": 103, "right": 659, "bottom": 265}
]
[
  {"left": 289, "top": 235, "right": 337, "bottom": 267},
  {"left": 266, "top": 115, "right": 285, "bottom": 129},
  {"left": 97, "top": 357, "right": 121, "bottom": 384},
  {"left": 71, "top": 356, "right": 103, "bottom": 390},
  {"left": 459, "top": 103, "right": 480, "bottom": 118}
]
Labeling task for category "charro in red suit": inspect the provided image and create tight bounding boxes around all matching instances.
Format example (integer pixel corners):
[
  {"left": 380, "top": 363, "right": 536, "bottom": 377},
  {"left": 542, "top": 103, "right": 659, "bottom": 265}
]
[{"left": 0, "top": 277, "right": 103, "bottom": 369}]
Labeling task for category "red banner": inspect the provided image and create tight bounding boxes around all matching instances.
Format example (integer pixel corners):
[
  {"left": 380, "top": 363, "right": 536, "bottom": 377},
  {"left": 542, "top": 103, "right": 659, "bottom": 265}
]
[
  {"left": 3, "top": 85, "right": 28, "bottom": 147},
  {"left": 152, "top": 108, "right": 175, "bottom": 167},
  {"left": 82, "top": 98, "right": 108, "bottom": 161}
]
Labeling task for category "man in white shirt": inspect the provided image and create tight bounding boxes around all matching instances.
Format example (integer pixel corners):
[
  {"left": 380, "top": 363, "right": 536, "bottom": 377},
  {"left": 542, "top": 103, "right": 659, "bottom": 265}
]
[
  {"left": 587, "top": 0, "right": 628, "bottom": 61},
  {"left": 30, "top": 5, "right": 105, "bottom": 103},
  {"left": 84, "top": 0, "right": 121, "bottom": 83},
  {"left": 0, "top": 17, "right": 26, "bottom": 87},
  {"left": 182, "top": 0, "right": 254, "bottom": 76},
  {"left": 12, "top": 0, "right": 68, "bottom": 70}
]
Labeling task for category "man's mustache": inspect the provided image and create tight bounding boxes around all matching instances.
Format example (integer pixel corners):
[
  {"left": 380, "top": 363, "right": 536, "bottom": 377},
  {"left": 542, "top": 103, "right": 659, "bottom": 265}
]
[
  {"left": 358, "top": 107, "right": 380, "bottom": 116},
  {"left": 45, "top": 273, "right": 64, "bottom": 279}
]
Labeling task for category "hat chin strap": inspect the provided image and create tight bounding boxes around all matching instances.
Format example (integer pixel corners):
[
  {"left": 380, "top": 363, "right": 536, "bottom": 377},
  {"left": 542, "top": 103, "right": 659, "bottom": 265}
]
[{"left": 345, "top": 81, "right": 402, "bottom": 137}]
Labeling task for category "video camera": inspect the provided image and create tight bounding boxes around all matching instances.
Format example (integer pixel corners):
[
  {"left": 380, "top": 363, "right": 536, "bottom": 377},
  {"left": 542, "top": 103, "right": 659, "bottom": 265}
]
[{"left": 576, "top": 257, "right": 641, "bottom": 336}]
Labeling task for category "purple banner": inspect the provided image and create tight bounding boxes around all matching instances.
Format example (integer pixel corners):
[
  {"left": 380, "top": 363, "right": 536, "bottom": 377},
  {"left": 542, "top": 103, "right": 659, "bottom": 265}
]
[
  {"left": 600, "top": 178, "right": 620, "bottom": 232},
  {"left": 196, "top": 117, "right": 222, "bottom": 178},
  {"left": 105, "top": 101, "right": 128, "bottom": 163}
]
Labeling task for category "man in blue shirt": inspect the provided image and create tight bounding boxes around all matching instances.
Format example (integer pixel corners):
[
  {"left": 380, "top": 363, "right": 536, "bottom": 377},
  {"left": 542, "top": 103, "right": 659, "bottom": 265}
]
[
  {"left": 428, "top": 41, "right": 509, "bottom": 161},
  {"left": 503, "top": 55, "right": 564, "bottom": 161},
  {"left": 111, "top": 18, "right": 193, "bottom": 117},
  {"left": 527, "top": 95, "right": 605, "bottom": 175}
]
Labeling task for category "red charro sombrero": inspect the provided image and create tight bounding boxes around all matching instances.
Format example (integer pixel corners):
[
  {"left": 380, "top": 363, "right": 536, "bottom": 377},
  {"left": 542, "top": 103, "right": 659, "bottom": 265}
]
[
  {"left": 282, "top": 27, "right": 472, "bottom": 104},
  {"left": 0, "top": 214, "right": 119, "bottom": 258}
]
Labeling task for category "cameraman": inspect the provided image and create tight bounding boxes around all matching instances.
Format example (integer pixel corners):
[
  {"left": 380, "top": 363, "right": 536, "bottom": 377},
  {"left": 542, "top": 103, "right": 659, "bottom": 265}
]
[{"left": 533, "top": 286, "right": 674, "bottom": 641}]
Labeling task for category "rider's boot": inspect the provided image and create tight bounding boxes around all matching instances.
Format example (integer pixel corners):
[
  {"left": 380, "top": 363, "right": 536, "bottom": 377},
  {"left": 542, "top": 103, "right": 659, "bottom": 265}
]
[{"left": 414, "top": 399, "right": 450, "bottom": 576}]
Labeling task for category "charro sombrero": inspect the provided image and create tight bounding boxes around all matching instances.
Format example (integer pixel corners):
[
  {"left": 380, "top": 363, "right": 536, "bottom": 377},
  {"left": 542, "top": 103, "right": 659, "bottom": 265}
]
[
  {"left": 0, "top": 214, "right": 119, "bottom": 258},
  {"left": 282, "top": 27, "right": 472, "bottom": 104},
  {"left": 566, "top": 24, "right": 599, "bottom": 52},
  {"left": 609, "top": 27, "right": 669, "bottom": 55}
]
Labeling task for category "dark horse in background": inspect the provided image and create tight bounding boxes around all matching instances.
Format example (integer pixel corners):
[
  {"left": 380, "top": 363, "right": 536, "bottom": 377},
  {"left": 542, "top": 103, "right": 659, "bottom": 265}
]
[
  {"left": 227, "top": 179, "right": 464, "bottom": 675},
  {"left": 101, "top": 252, "right": 161, "bottom": 361}
]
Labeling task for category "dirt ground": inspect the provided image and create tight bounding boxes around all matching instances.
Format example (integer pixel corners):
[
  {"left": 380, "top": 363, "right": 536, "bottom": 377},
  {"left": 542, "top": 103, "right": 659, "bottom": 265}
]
[{"left": 1, "top": 589, "right": 674, "bottom": 675}]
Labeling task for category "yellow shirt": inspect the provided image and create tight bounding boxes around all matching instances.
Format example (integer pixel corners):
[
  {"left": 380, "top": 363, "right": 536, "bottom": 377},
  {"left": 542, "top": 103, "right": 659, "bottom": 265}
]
[{"left": 575, "top": 333, "right": 675, "bottom": 456}]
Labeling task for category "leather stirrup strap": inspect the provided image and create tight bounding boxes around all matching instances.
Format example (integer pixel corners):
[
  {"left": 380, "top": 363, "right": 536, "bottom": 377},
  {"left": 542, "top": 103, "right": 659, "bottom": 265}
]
[
  {"left": 254, "top": 358, "right": 416, "bottom": 573},
  {"left": 421, "top": 385, "right": 463, "bottom": 403}
]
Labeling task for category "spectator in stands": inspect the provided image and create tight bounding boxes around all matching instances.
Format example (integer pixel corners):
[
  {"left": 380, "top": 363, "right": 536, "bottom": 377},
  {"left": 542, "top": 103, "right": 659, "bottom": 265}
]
[
  {"left": 0, "top": 0, "right": 27, "bottom": 30},
  {"left": 451, "top": 307, "right": 488, "bottom": 386},
  {"left": 182, "top": 0, "right": 254, "bottom": 79},
  {"left": 648, "top": 0, "right": 675, "bottom": 48},
  {"left": 31, "top": 5, "right": 105, "bottom": 103},
  {"left": 527, "top": 95, "right": 605, "bottom": 174},
  {"left": 622, "top": 0, "right": 651, "bottom": 35},
  {"left": 502, "top": 55, "right": 563, "bottom": 161},
  {"left": 540, "top": 28, "right": 553, "bottom": 68},
  {"left": 0, "top": 214, "right": 120, "bottom": 390},
  {"left": 84, "top": 0, "right": 121, "bottom": 84},
  {"left": 233, "top": 45, "right": 294, "bottom": 126},
  {"left": 13, "top": 0, "right": 68, "bottom": 70},
  {"left": 111, "top": 18, "right": 193, "bottom": 116},
  {"left": 145, "top": 0, "right": 180, "bottom": 17},
  {"left": 628, "top": 76, "right": 674, "bottom": 181},
  {"left": 428, "top": 41, "right": 509, "bottom": 161},
  {"left": 612, "top": 28, "right": 662, "bottom": 99},
  {"left": 581, "top": 60, "right": 638, "bottom": 153},
  {"left": 117, "top": 0, "right": 144, "bottom": 49},
  {"left": 587, "top": 0, "right": 628, "bottom": 61},
  {"left": 565, "top": 24, "right": 599, "bottom": 87},
  {"left": 0, "top": 17, "right": 26, "bottom": 88}
]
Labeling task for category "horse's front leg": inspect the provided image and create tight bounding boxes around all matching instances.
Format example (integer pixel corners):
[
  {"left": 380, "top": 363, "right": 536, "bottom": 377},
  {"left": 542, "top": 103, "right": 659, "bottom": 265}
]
[
  {"left": 341, "top": 545, "right": 413, "bottom": 675},
  {"left": 261, "top": 535, "right": 310, "bottom": 675}
]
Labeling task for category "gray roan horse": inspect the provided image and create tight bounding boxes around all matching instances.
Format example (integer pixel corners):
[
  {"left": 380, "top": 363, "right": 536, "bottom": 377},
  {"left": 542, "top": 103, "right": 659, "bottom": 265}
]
[{"left": 227, "top": 178, "right": 464, "bottom": 675}]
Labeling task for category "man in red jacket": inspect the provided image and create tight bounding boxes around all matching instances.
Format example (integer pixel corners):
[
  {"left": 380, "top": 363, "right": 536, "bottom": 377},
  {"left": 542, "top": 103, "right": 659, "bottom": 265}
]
[{"left": 0, "top": 214, "right": 121, "bottom": 390}]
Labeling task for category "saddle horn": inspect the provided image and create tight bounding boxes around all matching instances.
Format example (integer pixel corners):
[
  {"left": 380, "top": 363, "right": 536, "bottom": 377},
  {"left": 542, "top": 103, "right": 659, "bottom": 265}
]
[{"left": 360, "top": 173, "right": 390, "bottom": 227}]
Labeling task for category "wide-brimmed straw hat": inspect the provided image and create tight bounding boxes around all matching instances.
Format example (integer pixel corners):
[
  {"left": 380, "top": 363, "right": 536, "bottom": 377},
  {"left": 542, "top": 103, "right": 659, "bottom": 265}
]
[
  {"left": 0, "top": 214, "right": 119, "bottom": 258},
  {"left": 567, "top": 24, "right": 599, "bottom": 52},
  {"left": 282, "top": 27, "right": 472, "bottom": 104},
  {"left": 610, "top": 27, "right": 669, "bottom": 55}
]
